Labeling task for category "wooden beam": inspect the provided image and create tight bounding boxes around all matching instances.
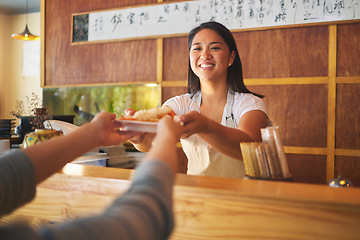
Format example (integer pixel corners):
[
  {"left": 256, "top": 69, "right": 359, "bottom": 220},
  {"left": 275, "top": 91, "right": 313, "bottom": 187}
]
[
  {"left": 327, "top": 25, "right": 337, "bottom": 182},
  {"left": 156, "top": 38, "right": 163, "bottom": 84},
  {"left": 40, "top": 0, "right": 45, "bottom": 87},
  {"left": 284, "top": 146, "right": 327, "bottom": 155},
  {"left": 161, "top": 77, "right": 329, "bottom": 87},
  {"left": 337, "top": 76, "right": 360, "bottom": 84},
  {"left": 335, "top": 149, "right": 360, "bottom": 158},
  {"left": 162, "top": 81, "right": 188, "bottom": 87},
  {"left": 244, "top": 77, "right": 328, "bottom": 85}
]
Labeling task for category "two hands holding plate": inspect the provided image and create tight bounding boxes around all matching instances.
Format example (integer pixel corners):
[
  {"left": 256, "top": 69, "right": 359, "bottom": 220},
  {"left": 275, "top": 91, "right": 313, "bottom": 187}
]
[
  {"left": 117, "top": 106, "right": 205, "bottom": 147},
  {"left": 116, "top": 107, "right": 183, "bottom": 146}
]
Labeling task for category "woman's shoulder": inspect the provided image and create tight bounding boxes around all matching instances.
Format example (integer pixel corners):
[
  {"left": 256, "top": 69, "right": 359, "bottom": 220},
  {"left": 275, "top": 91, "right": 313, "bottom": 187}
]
[
  {"left": 234, "top": 92, "right": 265, "bottom": 104},
  {"left": 164, "top": 93, "right": 193, "bottom": 105},
  {"left": 163, "top": 92, "right": 196, "bottom": 115},
  {"left": 169, "top": 92, "right": 193, "bottom": 100},
  {"left": 233, "top": 92, "right": 267, "bottom": 115}
]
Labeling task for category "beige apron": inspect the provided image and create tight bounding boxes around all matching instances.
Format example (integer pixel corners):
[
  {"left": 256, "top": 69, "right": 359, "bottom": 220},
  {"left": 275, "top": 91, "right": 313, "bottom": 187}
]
[{"left": 181, "top": 90, "right": 246, "bottom": 178}]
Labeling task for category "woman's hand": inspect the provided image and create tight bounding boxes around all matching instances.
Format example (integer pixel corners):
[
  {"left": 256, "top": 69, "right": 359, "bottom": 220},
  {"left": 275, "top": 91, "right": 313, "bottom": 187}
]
[
  {"left": 178, "top": 111, "right": 209, "bottom": 138},
  {"left": 124, "top": 107, "right": 136, "bottom": 117}
]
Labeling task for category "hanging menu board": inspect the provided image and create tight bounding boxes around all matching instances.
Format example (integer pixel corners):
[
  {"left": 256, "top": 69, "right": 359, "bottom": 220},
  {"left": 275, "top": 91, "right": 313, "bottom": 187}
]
[{"left": 72, "top": 0, "right": 360, "bottom": 43}]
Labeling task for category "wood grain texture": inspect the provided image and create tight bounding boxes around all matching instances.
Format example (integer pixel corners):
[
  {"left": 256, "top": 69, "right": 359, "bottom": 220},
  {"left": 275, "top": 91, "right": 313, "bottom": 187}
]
[
  {"left": 286, "top": 154, "right": 327, "bottom": 184},
  {"left": 1, "top": 165, "right": 360, "bottom": 239},
  {"left": 44, "top": 0, "right": 157, "bottom": 86},
  {"left": 157, "top": 38, "right": 164, "bottom": 82},
  {"left": 247, "top": 85, "right": 328, "bottom": 148},
  {"left": 336, "top": 84, "right": 360, "bottom": 149},
  {"left": 337, "top": 22, "right": 360, "bottom": 77},
  {"left": 234, "top": 26, "right": 329, "bottom": 78},
  {"left": 163, "top": 36, "right": 189, "bottom": 81},
  {"left": 327, "top": 25, "right": 337, "bottom": 182},
  {"left": 162, "top": 86, "right": 187, "bottom": 103}
]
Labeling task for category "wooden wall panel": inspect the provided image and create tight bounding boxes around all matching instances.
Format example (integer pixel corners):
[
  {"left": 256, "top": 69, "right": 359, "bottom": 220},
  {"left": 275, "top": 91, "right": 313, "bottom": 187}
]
[
  {"left": 234, "top": 26, "right": 329, "bottom": 78},
  {"left": 336, "top": 84, "right": 360, "bottom": 149},
  {"left": 45, "top": 0, "right": 157, "bottom": 86},
  {"left": 248, "top": 85, "right": 328, "bottom": 148},
  {"left": 335, "top": 156, "right": 360, "bottom": 187},
  {"left": 162, "top": 87, "right": 187, "bottom": 103},
  {"left": 337, "top": 23, "right": 360, "bottom": 77},
  {"left": 286, "top": 154, "right": 327, "bottom": 185},
  {"left": 163, "top": 37, "right": 188, "bottom": 81}
]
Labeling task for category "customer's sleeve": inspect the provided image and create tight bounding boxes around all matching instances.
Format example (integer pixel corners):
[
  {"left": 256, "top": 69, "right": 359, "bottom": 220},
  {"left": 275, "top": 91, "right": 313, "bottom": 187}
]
[
  {"left": 40, "top": 160, "right": 175, "bottom": 240},
  {"left": 0, "top": 150, "right": 37, "bottom": 217}
]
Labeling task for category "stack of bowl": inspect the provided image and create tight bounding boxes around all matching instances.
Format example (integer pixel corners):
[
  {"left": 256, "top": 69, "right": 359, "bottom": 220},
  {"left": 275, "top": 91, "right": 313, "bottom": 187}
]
[{"left": 0, "top": 119, "right": 15, "bottom": 139}]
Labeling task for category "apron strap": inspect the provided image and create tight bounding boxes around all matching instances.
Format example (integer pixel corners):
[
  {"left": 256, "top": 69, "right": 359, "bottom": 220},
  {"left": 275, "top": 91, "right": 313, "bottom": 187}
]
[
  {"left": 224, "top": 90, "right": 236, "bottom": 128},
  {"left": 192, "top": 91, "right": 202, "bottom": 109},
  {"left": 193, "top": 90, "right": 236, "bottom": 128}
]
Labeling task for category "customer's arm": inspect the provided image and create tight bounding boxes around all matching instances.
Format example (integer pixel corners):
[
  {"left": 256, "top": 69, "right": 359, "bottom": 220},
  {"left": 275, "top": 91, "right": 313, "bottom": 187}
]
[
  {"left": 0, "top": 116, "right": 182, "bottom": 240},
  {"left": 24, "top": 112, "right": 136, "bottom": 183},
  {"left": 37, "top": 116, "right": 182, "bottom": 240},
  {"left": 0, "top": 150, "right": 37, "bottom": 217},
  {"left": 0, "top": 112, "right": 136, "bottom": 217}
]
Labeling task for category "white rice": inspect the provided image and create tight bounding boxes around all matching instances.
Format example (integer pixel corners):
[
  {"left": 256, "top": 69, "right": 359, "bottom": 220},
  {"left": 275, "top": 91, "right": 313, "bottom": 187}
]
[{"left": 132, "top": 107, "right": 171, "bottom": 121}]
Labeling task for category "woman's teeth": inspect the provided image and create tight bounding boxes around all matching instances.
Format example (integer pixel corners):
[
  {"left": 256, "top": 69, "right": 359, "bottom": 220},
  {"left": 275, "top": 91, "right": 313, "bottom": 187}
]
[{"left": 200, "top": 64, "right": 214, "bottom": 67}]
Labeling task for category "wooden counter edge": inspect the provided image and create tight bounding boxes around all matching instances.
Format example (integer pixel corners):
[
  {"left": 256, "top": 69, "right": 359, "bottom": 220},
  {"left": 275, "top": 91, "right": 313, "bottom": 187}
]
[{"left": 60, "top": 163, "right": 360, "bottom": 207}]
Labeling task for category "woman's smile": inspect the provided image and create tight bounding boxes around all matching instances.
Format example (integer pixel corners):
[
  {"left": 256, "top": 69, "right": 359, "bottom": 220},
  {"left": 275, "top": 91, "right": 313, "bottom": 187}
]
[
  {"left": 190, "top": 29, "right": 234, "bottom": 83},
  {"left": 199, "top": 62, "right": 215, "bottom": 69}
]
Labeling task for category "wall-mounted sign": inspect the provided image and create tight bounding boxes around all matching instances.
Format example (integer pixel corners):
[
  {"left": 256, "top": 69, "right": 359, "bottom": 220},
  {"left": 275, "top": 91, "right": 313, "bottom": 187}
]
[
  {"left": 72, "top": 0, "right": 360, "bottom": 44},
  {"left": 23, "top": 41, "right": 40, "bottom": 76}
]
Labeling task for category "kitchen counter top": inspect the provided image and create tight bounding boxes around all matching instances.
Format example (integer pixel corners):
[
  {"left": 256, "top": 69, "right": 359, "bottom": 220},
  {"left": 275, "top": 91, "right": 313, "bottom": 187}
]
[
  {"left": 61, "top": 163, "right": 360, "bottom": 206},
  {"left": 2, "top": 163, "right": 360, "bottom": 239}
]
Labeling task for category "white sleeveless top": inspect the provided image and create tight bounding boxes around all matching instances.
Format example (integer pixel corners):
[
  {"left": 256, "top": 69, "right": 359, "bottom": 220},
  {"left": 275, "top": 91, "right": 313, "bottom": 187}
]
[{"left": 164, "top": 90, "right": 268, "bottom": 178}]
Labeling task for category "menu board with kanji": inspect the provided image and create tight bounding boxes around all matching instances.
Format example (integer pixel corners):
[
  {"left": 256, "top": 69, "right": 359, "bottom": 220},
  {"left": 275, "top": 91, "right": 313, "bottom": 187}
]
[{"left": 72, "top": 0, "right": 359, "bottom": 43}]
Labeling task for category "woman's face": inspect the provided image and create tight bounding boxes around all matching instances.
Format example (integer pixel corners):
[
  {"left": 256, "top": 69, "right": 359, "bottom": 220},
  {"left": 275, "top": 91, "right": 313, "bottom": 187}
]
[{"left": 189, "top": 29, "right": 235, "bottom": 84}]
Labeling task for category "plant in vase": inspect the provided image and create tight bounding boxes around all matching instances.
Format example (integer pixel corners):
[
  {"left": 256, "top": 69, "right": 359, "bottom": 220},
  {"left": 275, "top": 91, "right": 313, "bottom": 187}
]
[{"left": 10, "top": 93, "right": 63, "bottom": 148}]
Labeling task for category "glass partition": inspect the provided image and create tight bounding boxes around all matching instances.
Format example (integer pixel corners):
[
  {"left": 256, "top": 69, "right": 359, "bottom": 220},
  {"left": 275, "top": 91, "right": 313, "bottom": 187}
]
[{"left": 43, "top": 84, "right": 161, "bottom": 126}]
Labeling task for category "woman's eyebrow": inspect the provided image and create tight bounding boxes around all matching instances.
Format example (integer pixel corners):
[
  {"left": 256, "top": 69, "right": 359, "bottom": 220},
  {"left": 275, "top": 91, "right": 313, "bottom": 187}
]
[
  {"left": 210, "top": 41, "right": 223, "bottom": 45},
  {"left": 191, "top": 42, "right": 201, "bottom": 46},
  {"left": 192, "top": 41, "right": 223, "bottom": 46}
]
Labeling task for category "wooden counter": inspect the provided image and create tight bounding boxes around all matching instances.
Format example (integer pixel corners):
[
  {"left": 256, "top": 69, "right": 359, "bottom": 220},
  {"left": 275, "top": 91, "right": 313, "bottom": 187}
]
[{"left": 2, "top": 163, "right": 360, "bottom": 240}]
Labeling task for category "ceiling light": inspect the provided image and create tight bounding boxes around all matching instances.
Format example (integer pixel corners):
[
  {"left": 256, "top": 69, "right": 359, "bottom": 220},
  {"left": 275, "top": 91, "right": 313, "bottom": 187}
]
[{"left": 11, "top": 0, "right": 40, "bottom": 41}]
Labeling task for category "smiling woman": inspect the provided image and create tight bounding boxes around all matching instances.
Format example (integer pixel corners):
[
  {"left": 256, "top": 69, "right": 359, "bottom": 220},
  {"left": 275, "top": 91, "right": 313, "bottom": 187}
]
[
  {"left": 129, "top": 21, "right": 271, "bottom": 179},
  {"left": 189, "top": 28, "right": 235, "bottom": 88}
]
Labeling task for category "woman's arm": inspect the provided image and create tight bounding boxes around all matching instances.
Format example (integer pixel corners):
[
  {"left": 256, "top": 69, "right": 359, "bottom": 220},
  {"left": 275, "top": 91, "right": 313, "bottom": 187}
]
[
  {"left": 128, "top": 132, "right": 156, "bottom": 152},
  {"left": 179, "top": 110, "right": 268, "bottom": 160}
]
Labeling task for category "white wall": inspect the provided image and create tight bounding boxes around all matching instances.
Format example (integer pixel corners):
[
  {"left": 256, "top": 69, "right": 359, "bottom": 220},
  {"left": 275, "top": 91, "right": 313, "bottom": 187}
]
[
  {"left": 0, "top": 14, "right": 8, "bottom": 119},
  {"left": 0, "top": 12, "right": 42, "bottom": 120}
]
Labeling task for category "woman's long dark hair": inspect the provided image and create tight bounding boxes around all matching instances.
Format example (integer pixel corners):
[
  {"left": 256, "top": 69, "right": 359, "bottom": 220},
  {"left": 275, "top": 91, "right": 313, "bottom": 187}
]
[{"left": 187, "top": 21, "right": 263, "bottom": 98}]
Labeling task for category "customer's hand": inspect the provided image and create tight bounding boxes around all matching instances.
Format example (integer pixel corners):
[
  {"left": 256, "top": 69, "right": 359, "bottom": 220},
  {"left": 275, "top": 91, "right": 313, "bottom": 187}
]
[
  {"left": 155, "top": 115, "right": 183, "bottom": 144},
  {"left": 90, "top": 112, "right": 138, "bottom": 147},
  {"left": 145, "top": 116, "right": 184, "bottom": 173}
]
